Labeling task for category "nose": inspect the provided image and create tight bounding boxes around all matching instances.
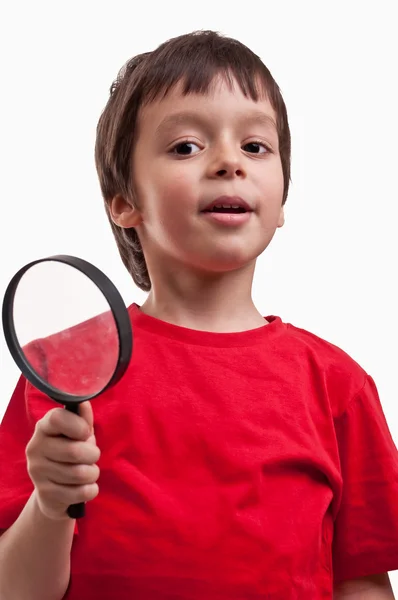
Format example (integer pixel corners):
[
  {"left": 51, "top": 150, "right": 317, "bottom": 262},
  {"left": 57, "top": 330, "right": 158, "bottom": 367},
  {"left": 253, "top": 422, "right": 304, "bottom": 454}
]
[{"left": 207, "top": 144, "right": 247, "bottom": 179}]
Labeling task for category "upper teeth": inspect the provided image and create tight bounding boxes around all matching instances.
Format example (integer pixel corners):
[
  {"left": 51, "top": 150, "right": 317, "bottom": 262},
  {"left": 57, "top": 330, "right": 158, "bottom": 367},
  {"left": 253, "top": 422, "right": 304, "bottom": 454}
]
[{"left": 213, "top": 204, "right": 241, "bottom": 209}]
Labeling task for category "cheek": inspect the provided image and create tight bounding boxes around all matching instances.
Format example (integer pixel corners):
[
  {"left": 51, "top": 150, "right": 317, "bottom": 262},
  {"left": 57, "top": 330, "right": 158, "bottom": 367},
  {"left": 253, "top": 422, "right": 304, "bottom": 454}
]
[
  {"left": 258, "top": 161, "right": 284, "bottom": 202},
  {"left": 150, "top": 169, "right": 197, "bottom": 217}
]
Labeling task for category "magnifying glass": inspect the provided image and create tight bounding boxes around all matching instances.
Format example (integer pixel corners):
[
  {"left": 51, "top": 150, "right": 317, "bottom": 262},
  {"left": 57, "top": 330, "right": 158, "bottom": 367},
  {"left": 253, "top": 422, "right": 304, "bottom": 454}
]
[{"left": 2, "top": 255, "right": 133, "bottom": 519}]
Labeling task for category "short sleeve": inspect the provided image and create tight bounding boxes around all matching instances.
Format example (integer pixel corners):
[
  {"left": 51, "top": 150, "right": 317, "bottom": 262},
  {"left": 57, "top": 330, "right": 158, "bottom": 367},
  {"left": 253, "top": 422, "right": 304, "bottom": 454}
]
[
  {"left": 333, "top": 374, "right": 398, "bottom": 582},
  {"left": 0, "top": 375, "right": 54, "bottom": 531}
]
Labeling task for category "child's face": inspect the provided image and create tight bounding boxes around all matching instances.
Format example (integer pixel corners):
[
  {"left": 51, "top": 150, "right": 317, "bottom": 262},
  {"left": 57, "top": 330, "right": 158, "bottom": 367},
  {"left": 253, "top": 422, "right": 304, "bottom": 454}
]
[{"left": 116, "top": 76, "right": 285, "bottom": 277}]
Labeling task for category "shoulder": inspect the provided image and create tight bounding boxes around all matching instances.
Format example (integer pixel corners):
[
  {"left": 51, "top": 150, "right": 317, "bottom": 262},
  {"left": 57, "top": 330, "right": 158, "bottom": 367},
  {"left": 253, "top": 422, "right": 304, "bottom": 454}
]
[
  {"left": 278, "top": 319, "right": 368, "bottom": 416},
  {"left": 282, "top": 321, "right": 358, "bottom": 363}
]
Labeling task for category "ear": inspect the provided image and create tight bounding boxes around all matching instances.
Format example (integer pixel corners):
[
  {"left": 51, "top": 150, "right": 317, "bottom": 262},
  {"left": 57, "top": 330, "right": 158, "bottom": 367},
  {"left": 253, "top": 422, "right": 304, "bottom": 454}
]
[
  {"left": 109, "top": 194, "right": 143, "bottom": 228},
  {"left": 276, "top": 205, "right": 285, "bottom": 229}
]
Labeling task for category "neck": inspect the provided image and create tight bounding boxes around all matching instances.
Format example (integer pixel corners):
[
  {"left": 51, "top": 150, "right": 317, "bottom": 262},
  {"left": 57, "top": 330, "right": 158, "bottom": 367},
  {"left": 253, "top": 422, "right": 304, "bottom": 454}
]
[{"left": 140, "top": 262, "right": 266, "bottom": 333}]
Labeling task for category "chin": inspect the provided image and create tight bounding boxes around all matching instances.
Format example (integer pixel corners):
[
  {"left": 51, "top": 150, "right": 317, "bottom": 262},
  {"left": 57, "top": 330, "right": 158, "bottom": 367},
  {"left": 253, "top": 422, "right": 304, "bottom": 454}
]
[
  {"left": 213, "top": 241, "right": 269, "bottom": 268},
  {"left": 177, "top": 238, "right": 271, "bottom": 274},
  {"left": 194, "top": 251, "right": 261, "bottom": 274}
]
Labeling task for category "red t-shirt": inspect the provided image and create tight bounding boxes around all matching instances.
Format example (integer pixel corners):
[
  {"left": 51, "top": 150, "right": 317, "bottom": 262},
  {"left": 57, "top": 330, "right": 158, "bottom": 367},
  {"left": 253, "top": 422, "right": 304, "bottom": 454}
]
[{"left": 1, "top": 304, "right": 398, "bottom": 599}]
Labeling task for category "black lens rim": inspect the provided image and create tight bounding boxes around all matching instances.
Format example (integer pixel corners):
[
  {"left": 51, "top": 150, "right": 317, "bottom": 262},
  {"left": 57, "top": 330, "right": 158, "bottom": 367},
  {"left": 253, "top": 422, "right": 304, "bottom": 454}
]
[{"left": 2, "top": 255, "right": 133, "bottom": 404}]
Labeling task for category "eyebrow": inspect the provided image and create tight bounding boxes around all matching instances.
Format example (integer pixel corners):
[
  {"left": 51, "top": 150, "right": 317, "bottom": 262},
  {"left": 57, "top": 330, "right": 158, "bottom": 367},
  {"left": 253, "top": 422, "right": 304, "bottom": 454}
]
[
  {"left": 155, "top": 110, "right": 278, "bottom": 135},
  {"left": 244, "top": 112, "right": 278, "bottom": 131}
]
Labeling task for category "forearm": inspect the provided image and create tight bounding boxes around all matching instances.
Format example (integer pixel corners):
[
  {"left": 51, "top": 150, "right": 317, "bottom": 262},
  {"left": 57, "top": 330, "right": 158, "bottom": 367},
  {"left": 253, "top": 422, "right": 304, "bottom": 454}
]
[
  {"left": 0, "top": 491, "right": 75, "bottom": 600},
  {"left": 334, "top": 572, "right": 395, "bottom": 599}
]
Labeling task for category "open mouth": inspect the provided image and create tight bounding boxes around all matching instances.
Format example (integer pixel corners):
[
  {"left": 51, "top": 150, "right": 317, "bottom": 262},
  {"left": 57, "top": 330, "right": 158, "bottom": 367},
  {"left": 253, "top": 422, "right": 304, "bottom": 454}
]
[
  {"left": 204, "top": 206, "right": 247, "bottom": 214},
  {"left": 201, "top": 197, "right": 253, "bottom": 218}
]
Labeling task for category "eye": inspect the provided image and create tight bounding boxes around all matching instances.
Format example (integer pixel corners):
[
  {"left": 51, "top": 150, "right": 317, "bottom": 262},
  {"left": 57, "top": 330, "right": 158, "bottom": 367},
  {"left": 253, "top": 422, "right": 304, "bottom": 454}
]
[
  {"left": 242, "top": 141, "right": 269, "bottom": 154},
  {"left": 171, "top": 141, "right": 201, "bottom": 156}
]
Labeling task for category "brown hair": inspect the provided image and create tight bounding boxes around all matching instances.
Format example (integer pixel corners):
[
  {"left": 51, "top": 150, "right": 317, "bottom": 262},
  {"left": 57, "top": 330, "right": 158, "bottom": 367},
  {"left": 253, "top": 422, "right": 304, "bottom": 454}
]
[{"left": 95, "top": 30, "right": 291, "bottom": 291}]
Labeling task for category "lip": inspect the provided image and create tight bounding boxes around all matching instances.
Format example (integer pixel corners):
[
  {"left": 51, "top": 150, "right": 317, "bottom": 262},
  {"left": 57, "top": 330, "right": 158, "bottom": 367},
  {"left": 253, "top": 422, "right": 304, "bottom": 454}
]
[
  {"left": 201, "top": 211, "right": 252, "bottom": 226},
  {"left": 201, "top": 195, "right": 253, "bottom": 213}
]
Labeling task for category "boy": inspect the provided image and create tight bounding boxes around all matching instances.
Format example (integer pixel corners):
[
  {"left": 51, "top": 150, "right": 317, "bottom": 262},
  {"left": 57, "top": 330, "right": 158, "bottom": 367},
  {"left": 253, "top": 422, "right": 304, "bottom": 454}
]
[{"left": 0, "top": 30, "right": 397, "bottom": 600}]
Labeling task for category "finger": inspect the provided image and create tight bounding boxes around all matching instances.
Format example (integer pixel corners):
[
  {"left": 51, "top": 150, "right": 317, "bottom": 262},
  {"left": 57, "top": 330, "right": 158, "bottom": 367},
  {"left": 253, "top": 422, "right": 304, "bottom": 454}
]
[
  {"left": 42, "top": 437, "right": 101, "bottom": 465},
  {"left": 45, "top": 462, "right": 100, "bottom": 486},
  {"left": 39, "top": 408, "right": 91, "bottom": 441},
  {"left": 40, "top": 481, "right": 99, "bottom": 507}
]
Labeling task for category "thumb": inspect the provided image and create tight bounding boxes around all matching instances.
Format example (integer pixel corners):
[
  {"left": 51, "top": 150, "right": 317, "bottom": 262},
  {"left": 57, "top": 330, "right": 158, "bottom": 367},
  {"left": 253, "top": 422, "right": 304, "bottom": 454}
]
[{"left": 78, "top": 400, "right": 94, "bottom": 433}]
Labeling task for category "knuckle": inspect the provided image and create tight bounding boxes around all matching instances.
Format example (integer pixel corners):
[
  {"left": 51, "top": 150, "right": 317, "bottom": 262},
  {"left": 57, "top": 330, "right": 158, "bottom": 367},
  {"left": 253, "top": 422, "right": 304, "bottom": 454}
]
[
  {"left": 34, "top": 417, "right": 46, "bottom": 433},
  {"left": 67, "top": 443, "right": 84, "bottom": 463},
  {"left": 47, "top": 408, "right": 63, "bottom": 429},
  {"left": 26, "top": 455, "right": 42, "bottom": 480},
  {"left": 27, "top": 463, "right": 36, "bottom": 482},
  {"left": 26, "top": 428, "right": 42, "bottom": 452},
  {"left": 25, "top": 439, "right": 34, "bottom": 458},
  {"left": 27, "top": 460, "right": 38, "bottom": 477}
]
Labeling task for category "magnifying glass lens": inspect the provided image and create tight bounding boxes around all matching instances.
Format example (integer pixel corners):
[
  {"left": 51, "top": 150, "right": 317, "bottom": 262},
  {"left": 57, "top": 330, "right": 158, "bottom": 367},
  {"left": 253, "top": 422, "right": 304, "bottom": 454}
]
[{"left": 13, "top": 261, "right": 120, "bottom": 398}]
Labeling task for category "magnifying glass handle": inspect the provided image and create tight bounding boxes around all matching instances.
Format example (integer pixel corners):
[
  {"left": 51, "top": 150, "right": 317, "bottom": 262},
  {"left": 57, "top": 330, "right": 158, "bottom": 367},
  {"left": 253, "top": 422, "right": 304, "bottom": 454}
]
[
  {"left": 64, "top": 402, "right": 86, "bottom": 519},
  {"left": 67, "top": 502, "right": 85, "bottom": 519}
]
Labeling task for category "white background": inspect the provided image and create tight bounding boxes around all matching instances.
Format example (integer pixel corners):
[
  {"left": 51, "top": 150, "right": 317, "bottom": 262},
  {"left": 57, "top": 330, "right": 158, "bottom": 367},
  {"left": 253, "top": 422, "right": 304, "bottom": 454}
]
[{"left": 1, "top": 0, "right": 397, "bottom": 590}]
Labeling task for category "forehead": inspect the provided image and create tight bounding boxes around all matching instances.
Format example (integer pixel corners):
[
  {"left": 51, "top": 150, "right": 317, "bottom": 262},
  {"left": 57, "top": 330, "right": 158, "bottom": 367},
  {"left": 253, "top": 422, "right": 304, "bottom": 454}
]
[{"left": 137, "top": 76, "right": 278, "bottom": 133}]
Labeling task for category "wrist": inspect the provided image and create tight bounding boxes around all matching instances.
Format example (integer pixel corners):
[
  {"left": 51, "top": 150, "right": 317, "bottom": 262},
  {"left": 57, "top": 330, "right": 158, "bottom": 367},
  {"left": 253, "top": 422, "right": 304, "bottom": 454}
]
[{"left": 31, "top": 491, "right": 74, "bottom": 524}]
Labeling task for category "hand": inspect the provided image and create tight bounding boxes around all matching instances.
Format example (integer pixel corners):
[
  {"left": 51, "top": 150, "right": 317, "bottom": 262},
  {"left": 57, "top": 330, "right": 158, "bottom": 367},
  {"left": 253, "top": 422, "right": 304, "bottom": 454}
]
[{"left": 26, "top": 401, "right": 101, "bottom": 520}]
